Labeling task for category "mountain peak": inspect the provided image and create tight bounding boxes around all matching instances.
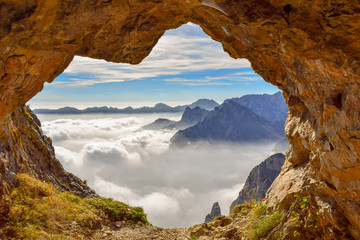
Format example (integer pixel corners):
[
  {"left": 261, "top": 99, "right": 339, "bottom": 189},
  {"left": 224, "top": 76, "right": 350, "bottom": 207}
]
[
  {"left": 154, "top": 103, "right": 170, "bottom": 108},
  {"left": 171, "top": 101, "right": 285, "bottom": 146},
  {"left": 230, "top": 153, "right": 285, "bottom": 212},
  {"left": 223, "top": 91, "right": 288, "bottom": 122},
  {"left": 188, "top": 99, "right": 219, "bottom": 110},
  {"left": 205, "top": 202, "right": 221, "bottom": 223}
]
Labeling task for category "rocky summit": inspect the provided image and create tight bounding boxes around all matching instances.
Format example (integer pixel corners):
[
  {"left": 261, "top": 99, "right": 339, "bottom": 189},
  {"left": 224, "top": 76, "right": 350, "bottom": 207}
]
[
  {"left": 176, "top": 106, "right": 210, "bottom": 130},
  {"left": 224, "top": 91, "right": 288, "bottom": 122},
  {"left": 171, "top": 101, "right": 285, "bottom": 146},
  {"left": 205, "top": 202, "right": 222, "bottom": 223},
  {"left": 144, "top": 106, "right": 210, "bottom": 130},
  {"left": 230, "top": 153, "right": 285, "bottom": 212},
  {"left": 1, "top": 0, "right": 360, "bottom": 238}
]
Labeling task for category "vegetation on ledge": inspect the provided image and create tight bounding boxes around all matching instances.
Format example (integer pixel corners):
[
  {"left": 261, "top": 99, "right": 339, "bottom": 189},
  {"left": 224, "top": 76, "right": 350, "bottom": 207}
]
[
  {"left": 0, "top": 174, "right": 148, "bottom": 239},
  {"left": 231, "top": 200, "right": 283, "bottom": 240}
]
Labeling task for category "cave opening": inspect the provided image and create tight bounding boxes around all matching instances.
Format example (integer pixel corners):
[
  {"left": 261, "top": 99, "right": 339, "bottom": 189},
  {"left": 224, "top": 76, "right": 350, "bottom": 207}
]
[
  {"left": 1, "top": 0, "right": 360, "bottom": 238},
  {"left": 28, "top": 24, "right": 286, "bottom": 228}
]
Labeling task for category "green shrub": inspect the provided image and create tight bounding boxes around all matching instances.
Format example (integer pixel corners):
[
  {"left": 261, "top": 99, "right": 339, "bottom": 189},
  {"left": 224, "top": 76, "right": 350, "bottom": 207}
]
[
  {"left": 232, "top": 200, "right": 283, "bottom": 240},
  {"left": 248, "top": 209, "right": 283, "bottom": 240},
  {"left": 85, "top": 197, "right": 148, "bottom": 223},
  {"left": 290, "top": 195, "right": 319, "bottom": 230},
  {"left": 232, "top": 199, "right": 258, "bottom": 218}
]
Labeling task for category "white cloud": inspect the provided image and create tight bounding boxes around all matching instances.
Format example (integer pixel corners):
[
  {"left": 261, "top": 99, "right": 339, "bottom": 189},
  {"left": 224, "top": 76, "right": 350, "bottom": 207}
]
[
  {"left": 59, "top": 24, "right": 253, "bottom": 87},
  {"left": 209, "top": 183, "right": 244, "bottom": 215},
  {"left": 93, "top": 177, "right": 139, "bottom": 203},
  {"left": 83, "top": 142, "right": 142, "bottom": 166},
  {"left": 163, "top": 72, "right": 263, "bottom": 86},
  {"left": 54, "top": 146, "right": 83, "bottom": 167},
  {"left": 94, "top": 177, "right": 181, "bottom": 226},
  {"left": 134, "top": 192, "right": 180, "bottom": 223},
  {"left": 41, "top": 114, "right": 276, "bottom": 228}
]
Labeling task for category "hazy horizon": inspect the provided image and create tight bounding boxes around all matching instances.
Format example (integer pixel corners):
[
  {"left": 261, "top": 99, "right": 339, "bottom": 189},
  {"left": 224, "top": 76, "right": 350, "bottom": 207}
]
[
  {"left": 29, "top": 91, "right": 282, "bottom": 110},
  {"left": 29, "top": 101, "right": 194, "bottom": 110}
]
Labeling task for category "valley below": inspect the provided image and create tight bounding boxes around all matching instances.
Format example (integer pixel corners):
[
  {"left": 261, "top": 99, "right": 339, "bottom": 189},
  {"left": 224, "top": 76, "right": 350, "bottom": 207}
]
[
  {"left": 34, "top": 94, "right": 285, "bottom": 228},
  {"left": 0, "top": 93, "right": 290, "bottom": 239}
]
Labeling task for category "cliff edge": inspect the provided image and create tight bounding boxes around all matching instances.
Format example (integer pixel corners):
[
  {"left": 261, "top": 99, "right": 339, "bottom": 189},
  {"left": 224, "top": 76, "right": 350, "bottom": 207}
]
[{"left": 0, "top": 106, "right": 96, "bottom": 197}]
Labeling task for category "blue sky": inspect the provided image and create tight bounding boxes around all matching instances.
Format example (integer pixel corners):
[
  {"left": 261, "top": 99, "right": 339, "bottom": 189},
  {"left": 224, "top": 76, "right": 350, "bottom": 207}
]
[{"left": 29, "top": 23, "right": 279, "bottom": 109}]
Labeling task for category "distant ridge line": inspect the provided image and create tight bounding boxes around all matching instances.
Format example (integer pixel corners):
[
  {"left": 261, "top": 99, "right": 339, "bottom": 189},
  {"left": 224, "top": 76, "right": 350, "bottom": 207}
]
[{"left": 32, "top": 99, "right": 220, "bottom": 114}]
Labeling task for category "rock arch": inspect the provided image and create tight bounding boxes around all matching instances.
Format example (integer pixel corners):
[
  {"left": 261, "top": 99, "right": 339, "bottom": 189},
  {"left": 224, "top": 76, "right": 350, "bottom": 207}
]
[{"left": 1, "top": 0, "right": 360, "bottom": 238}]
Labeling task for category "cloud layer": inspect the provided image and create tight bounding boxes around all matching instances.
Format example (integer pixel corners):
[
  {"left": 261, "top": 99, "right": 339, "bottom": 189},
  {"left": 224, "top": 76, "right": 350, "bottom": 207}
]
[{"left": 41, "top": 114, "right": 276, "bottom": 227}]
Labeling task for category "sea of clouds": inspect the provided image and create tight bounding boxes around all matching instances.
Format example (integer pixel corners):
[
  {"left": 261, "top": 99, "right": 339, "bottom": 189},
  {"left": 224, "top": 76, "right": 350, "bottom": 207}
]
[{"left": 40, "top": 114, "right": 276, "bottom": 228}]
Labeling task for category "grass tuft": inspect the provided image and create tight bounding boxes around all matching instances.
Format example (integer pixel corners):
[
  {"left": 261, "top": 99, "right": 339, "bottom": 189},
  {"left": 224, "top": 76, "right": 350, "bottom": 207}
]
[
  {"left": 0, "top": 174, "right": 148, "bottom": 239},
  {"left": 85, "top": 197, "right": 148, "bottom": 224},
  {"left": 248, "top": 207, "right": 283, "bottom": 240},
  {"left": 232, "top": 200, "right": 283, "bottom": 240},
  {"left": 232, "top": 199, "right": 258, "bottom": 218}
]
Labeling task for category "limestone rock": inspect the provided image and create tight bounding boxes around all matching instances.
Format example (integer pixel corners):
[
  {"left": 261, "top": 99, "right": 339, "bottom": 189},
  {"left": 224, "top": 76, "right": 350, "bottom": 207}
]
[
  {"left": 0, "top": 105, "right": 97, "bottom": 197},
  {"left": 1, "top": 0, "right": 360, "bottom": 238}
]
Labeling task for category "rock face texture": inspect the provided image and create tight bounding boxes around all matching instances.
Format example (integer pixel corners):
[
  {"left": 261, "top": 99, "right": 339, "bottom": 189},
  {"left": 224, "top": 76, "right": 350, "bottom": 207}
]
[
  {"left": 1, "top": 0, "right": 360, "bottom": 238},
  {"left": 230, "top": 153, "right": 285, "bottom": 212},
  {"left": 205, "top": 202, "right": 222, "bottom": 223},
  {"left": 0, "top": 105, "right": 96, "bottom": 198}
]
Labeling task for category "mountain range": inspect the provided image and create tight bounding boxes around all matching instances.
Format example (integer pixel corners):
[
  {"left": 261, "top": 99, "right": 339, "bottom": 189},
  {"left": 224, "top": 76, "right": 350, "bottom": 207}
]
[
  {"left": 171, "top": 100, "right": 285, "bottom": 146},
  {"left": 33, "top": 99, "right": 219, "bottom": 114},
  {"left": 143, "top": 106, "right": 210, "bottom": 130},
  {"left": 224, "top": 91, "right": 288, "bottom": 122}
]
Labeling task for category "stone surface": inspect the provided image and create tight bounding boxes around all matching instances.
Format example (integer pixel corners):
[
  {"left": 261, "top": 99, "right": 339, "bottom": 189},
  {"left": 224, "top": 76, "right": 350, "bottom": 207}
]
[
  {"left": 230, "top": 153, "right": 285, "bottom": 212},
  {"left": 0, "top": 0, "right": 360, "bottom": 238},
  {"left": 0, "top": 105, "right": 97, "bottom": 197}
]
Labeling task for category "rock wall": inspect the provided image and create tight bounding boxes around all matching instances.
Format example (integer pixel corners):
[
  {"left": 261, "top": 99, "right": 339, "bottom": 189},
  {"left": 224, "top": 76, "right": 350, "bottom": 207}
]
[
  {"left": 1, "top": 0, "right": 360, "bottom": 238},
  {"left": 230, "top": 153, "right": 285, "bottom": 212},
  {"left": 0, "top": 105, "right": 96, "bottom": 198}
]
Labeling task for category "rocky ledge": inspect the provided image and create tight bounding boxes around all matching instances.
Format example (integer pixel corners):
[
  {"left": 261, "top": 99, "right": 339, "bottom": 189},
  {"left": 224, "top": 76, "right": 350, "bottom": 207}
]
[{"left": 0, "top": 106, "right": 96, "bottom": 197}]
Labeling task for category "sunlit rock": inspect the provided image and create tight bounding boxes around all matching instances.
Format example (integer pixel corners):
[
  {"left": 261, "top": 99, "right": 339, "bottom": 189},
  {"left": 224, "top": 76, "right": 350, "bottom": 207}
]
[{"left": 1, "top": 0, "right": 360, "bottom": 238}]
